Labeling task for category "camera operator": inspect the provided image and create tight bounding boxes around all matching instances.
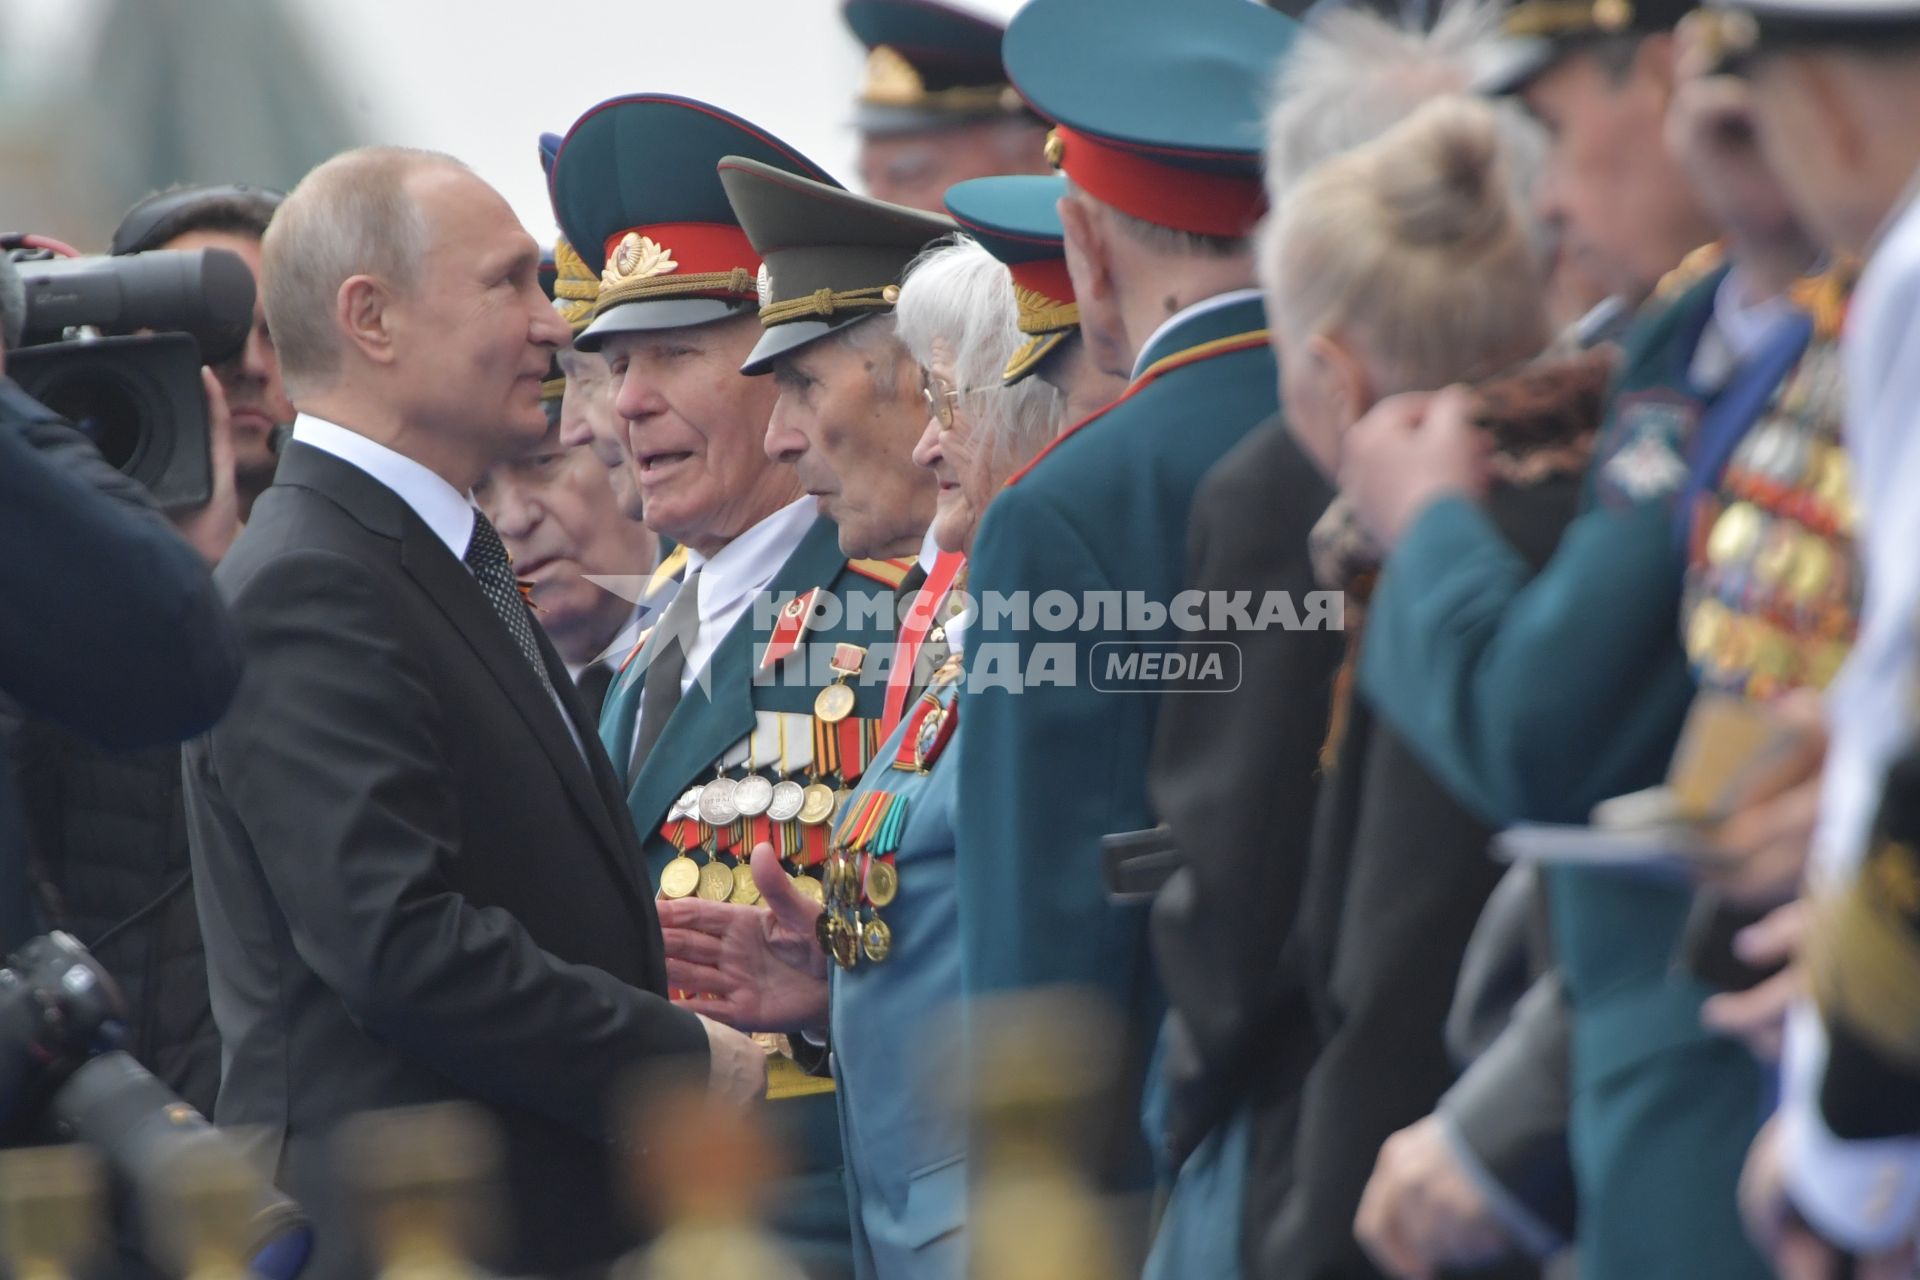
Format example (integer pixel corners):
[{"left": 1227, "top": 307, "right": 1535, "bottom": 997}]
[
  {"left": 10, "top": 366, "right": 241, "bottom": 1114},
  {"left": 0, "top": 253, "right": 242, "bottom": 958},
  {"left": 110, "top": 184, "right": 293, "bottom": 523}
]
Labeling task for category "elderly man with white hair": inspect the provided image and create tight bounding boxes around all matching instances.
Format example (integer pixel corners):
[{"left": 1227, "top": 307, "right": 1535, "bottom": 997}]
[
  {"left": 657, "top": 236, "right": 1054, "bottom": 1280},
  {"left": 182, "top": 145, "right": 764, "bottom": 1280}
]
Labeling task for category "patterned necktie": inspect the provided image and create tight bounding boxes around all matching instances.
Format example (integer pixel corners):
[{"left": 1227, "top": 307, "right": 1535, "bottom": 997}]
[{"left": 464, "top": 512, "right": 559, "bottom": 700}]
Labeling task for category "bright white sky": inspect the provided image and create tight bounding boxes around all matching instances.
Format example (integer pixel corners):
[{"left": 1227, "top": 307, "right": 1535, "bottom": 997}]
[{"left": 0, "top": 0, "right": 1024, "bottom": 244}]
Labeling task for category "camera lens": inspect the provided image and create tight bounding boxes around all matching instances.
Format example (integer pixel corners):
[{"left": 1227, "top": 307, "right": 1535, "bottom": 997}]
[{"left": 32, "top": 365, "right": 150, "bottom": 472}]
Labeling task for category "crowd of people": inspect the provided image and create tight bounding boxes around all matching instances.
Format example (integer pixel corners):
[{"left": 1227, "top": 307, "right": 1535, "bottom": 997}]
[{"left": 6, "top": 0, "right": 1920, "bottom": 1276}]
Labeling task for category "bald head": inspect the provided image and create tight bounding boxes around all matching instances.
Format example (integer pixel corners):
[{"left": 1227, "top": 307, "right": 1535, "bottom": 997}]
[{"left": 262, "top": 145, "right": 468, "bottom": 398}]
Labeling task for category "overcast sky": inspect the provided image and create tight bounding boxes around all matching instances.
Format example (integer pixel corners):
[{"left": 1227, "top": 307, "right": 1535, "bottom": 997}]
[{"left": 0, "top": 0, "right": 1024, "bottom": 246}]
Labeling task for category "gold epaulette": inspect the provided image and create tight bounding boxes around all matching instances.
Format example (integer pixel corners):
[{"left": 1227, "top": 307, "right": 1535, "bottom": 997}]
[
  {"left": 846, "top": 556, "right": 917, "bottom": 589},
  {"left": 646, "top": 544, "right": 689, "bottom": 600},
  {"left": 1654, "top": 242, "right": 1727, "bottom": 301}
]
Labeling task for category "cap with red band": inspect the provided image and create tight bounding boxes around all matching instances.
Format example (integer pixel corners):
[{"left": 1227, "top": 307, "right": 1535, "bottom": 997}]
[
  {"left": 1002, "top": 0, "right": 1299, "bottom": 240},
  {"left": 946, "top": 174, "right": 1082, "bottom": 383},
  {"left": 549, "top": 94, "right": 841, "bottom": 349}
]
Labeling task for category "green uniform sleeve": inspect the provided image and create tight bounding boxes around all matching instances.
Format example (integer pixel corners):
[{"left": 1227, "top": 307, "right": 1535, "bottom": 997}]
[{"left": 1357, "top": 493, "right": 1696, "bottom": 825}]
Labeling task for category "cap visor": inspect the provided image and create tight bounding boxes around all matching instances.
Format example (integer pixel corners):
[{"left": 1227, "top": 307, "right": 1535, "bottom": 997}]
[
  {"left": 1473, "top": 37, "right": 1561, "bottom": 96},
  {"left": 739, "top": 314, "right": 877, "bottom": 376},
  {"left": 575, "top": 297, "right": 756, "bottom": 350},
  {"left": 1003, "top": 329, "right": 1071, "bottom": 384}
]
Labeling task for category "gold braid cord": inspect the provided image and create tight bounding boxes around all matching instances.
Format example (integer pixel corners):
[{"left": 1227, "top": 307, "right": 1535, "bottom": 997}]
[
  {"left": 1013, "top": 284, "right": 1080, "bottom": 337},
  {"left": 596, "top": 267, "right": 757, "bottom": 314},
  {"left": 760, "top": 284, "right": 900, "bottom": 327},
  {"left": 1807, "top": 838, "right": 1920, "bottom": 1072},
  {"left": 1503, "top": 0, "right": 1632, "bottom": 37}
]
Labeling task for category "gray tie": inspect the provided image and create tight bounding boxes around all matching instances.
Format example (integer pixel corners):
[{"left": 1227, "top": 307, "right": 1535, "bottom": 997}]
[
  {"left": 464, "top": 512, "right": 558, "bottom": 701},
  {"left": 629, "top": 567, "right": 702, "bottom": 784}
]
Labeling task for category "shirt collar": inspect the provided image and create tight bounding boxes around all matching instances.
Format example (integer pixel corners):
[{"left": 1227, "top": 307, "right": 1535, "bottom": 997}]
[
  {"left": 916, "top": 525, "right": 942, "bottom": 576},
  {"left": 1129, "top": 287, "right": 1266, "bottom": 380},
  {"left": 685, "top": 496, "right": 818, "bottom": 627},
  {"left": 291, "top": 413, "right": 476, "bottom": 560}
]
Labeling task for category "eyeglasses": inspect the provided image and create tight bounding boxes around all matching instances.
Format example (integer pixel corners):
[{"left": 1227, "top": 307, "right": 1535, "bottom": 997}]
[{"left": 921, "top": 371, "right": 993, "bottom": 428}]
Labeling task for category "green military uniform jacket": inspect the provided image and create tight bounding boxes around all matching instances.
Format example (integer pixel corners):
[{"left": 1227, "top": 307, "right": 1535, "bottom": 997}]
[
  {"left": 956, "top": 292, "right": 1279, "bottom": 1192},
  {"left": 1358, "top": 270, "right": 1773, "bottom": 1280},
  {"left": 600, "top": 512, "right": 911, "bottom": 1278}
]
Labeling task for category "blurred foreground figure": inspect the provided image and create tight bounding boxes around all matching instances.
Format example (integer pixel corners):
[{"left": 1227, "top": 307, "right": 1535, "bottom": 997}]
[{"left": 842, "top": 0, "right": 1051, "bottom": 212}]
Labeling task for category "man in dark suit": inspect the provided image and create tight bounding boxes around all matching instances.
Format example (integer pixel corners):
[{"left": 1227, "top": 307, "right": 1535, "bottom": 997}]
[{"left": 180, "top": 146, "right": 764, "bottom": 1280}]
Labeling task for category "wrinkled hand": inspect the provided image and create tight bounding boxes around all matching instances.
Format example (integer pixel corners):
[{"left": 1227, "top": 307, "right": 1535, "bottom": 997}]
[
  {"left": 1340, "top": 387, "right": 1493, "bottom": 550},
  {"left": 1740, "top": 1116, "right": 1917, "bottom": 1280},
  {"left": 697, "top": 1012, "right": 768, "bottom": 1109},
  {"left": 1699, "top": 692, "right": 1828, "bottom": 906},
  {"left": 1700, "top": 900, "right": 1808, "bottom": 1061},
  {"left": 659, "top": 843, "right": 828, "bottom": 1033},
  {"left": 171, "top": 369, "right": 242, "bottom": 564},
  {"left": 1355, "top": 1115, "right": 1511, "bottom": 1280}
]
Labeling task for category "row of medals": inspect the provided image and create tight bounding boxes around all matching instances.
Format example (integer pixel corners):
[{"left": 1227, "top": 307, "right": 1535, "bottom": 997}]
[
  {"left": 1685, "top": 343, "right": 1859, "bottom": 699},
  {"left": 819, "top": 845, "right": 898, "bottom": 970},
  {"left": 657, "top": 772, "right": 838, "bottom": 905}
]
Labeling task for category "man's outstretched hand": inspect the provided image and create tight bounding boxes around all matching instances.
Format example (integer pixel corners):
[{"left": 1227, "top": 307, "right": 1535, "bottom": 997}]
[{"left": 659, "top": 842, "right": 830, "bottom": 1034}]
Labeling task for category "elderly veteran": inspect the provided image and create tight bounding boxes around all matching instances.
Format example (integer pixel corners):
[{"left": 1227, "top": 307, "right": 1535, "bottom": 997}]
[
  {"left": 550, "top": 93, "right": 924, "bottom": 1278},
  {"left": 944, "top": 174, "right": 1127, "bottom": 429},
  {"left": 659, "top": 236, "right": 1056, "bottom": 1280}
]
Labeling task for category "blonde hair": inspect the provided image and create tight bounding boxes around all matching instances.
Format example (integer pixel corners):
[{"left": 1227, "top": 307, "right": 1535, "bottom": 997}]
[
  {"left": 1267, "top": 96, "right": 1550, "bottom": 395},
  {"left": 262, "top": 145, "right": 467, "bottom": 398}
]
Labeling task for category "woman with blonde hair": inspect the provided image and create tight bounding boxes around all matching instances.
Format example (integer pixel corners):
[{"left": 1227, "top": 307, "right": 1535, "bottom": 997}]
[{"left": 1256, "top": 94, "right": 1615, "bottom": 1278}]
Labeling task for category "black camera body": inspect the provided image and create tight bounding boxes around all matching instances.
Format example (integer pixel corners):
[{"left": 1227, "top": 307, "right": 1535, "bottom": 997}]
[
  {"left": 0, "top": 933, "right": 313, "bottom": 1280},
  {"left": 5, "top": 246, "right": 256, "bottom": 511}
]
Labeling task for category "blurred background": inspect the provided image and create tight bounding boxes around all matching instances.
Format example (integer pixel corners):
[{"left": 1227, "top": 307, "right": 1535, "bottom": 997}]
[{"left": 0, "top": 0, "right": 1022, "bottom": 253}]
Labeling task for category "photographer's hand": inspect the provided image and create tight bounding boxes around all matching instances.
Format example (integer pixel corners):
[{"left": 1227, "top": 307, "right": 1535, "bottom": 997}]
[{"left": 171, "top": 369, "right": 241, "bottom": 565}]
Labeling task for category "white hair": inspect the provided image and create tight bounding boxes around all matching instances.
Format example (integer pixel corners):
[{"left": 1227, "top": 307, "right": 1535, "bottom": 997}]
[
  {"left": 262, "top": 145, "right": 466, "bottom": 398},
  {"left": 1265, "top": 1, "right": 1542, "bottom": 208},
  {"left": 895, "top": 237, "right": 1058, "bottom": 462},
  {"left": 1259, "top": 0, "right": 1552, "bottom": 294}
]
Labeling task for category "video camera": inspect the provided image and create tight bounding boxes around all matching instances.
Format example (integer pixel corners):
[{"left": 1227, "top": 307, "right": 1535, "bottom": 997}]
[
  {"left": 3, "top": 240, "right": 255, "bottom": 510},
  {"left": 0, "top": 932, "right": 312, "bottom": 1280}
]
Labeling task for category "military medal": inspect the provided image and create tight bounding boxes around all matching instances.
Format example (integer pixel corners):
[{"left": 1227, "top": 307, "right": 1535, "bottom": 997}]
[
  {"left": 729, "top": 864, "right": 762, "bottom": 906},
  {"left": 698, "top": 775, "right": 740, "bottom": 826},
  {"left": 734, "top": 775, "right": 773, "bottom": 818},
  {"left": 660, "top": 855, "right": 700, "bottom": 900},
  {"left": 798, "top": 783, "right": 837, "bottom": 826},
  {"left": 792, "top": 872, "right": 826, "bottom": 903},
  {"left": 864, "top": 858, "right": 898, "bottom": 908},
  {"left": 697, "top": 859, "right": 735, "bottom": 902},
  {"left": 1706, "top": 502, "right": 1763, "bottom": 569},
  {"left": 861, "top": 918, "right": 892, "bottom": 964},
  {"left": 813, "top": 643, "right": 867, "bottom": 723},
  {"left": 769, "top": 780, "right": 806, "bottom": 822}
]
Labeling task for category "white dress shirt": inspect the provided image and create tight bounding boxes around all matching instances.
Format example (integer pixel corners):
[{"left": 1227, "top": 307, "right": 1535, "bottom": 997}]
[
  {"left": 292, "top": 413, "right": 587, "bottom": 757},
  {"left": 292, "top": 414, "right": 475, "bottom": 557},
  {"left": 1780, "top": 187, "right": 1920, "bottom": 1252},
  {"left": 1128, "top": 287, "right": 1265, "bottom": 381},
  {"left": 629, "top": 496, "right": 818, "bottom": 760}
]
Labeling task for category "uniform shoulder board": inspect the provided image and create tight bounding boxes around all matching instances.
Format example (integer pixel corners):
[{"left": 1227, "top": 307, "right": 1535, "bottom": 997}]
[
  {"left": 1654, "top": 242, "right": 1726, "bottom": 301},
  {"left": 645, "top": 544, "right": 689, "bottom": 600},
  {"left": 845, "top": 556, "right": 916, "bottom": 589}
]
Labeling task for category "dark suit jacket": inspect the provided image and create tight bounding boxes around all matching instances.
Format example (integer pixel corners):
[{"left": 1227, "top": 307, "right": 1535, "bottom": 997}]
[
  {"left": 1261, "top": 476, "right": 1580, "bottom": 1280},
  {"left": 1146, "top": 419, "right": 1346, "bottom": 1270},
  {"left": 182, "top": 442, "right": 708, "bottom": 1279}
]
